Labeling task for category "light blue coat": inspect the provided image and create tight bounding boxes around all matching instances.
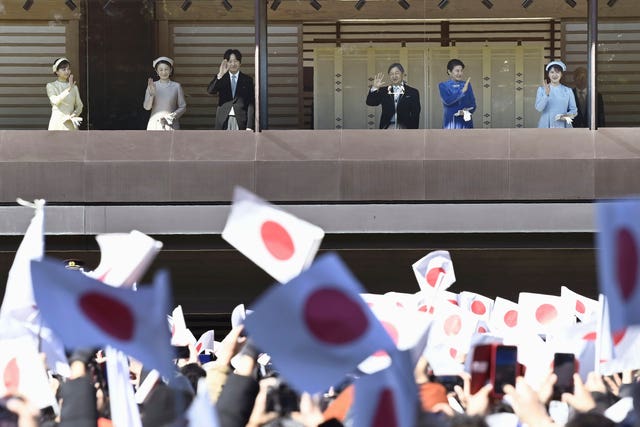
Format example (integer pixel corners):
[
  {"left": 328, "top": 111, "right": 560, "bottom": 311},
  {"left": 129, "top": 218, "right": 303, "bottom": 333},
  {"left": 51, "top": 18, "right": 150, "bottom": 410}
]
[{"left": 535, "top": 84, "right": 577, "bottom": 128}]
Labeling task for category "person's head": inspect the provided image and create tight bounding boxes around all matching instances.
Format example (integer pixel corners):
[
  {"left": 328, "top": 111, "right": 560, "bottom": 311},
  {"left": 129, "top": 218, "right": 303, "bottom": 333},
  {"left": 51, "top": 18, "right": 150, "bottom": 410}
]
[
  {"left": 153, "top": 56, "right": 174, "bottom": 81},
  {"left": 447, "top": 59, "right": 465, "bottom": 81},
  {"left": 52, "top": 57, "right": 71, "bottom": 80},
  {"left": 545, "top": 60, "right": 566, "bottom": 85},
  {"left": 179, "top": 363, "right": 206, "bottom": 393},
  {"left": 387, "top": 63, "right": 405, "bottom": 85},
  {"left": 573, "top": 66, "right": 587, "bottom": 90},
  {"left": 224, "top": 49, "right": 242, "bottom": 73},
  {"left": 565, "top": 412, "right": 615, "bottom": 427}
]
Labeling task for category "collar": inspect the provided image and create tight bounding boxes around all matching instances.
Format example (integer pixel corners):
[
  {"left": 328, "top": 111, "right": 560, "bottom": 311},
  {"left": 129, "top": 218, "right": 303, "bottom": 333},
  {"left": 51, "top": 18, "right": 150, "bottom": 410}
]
[{"left": 229, "top": 72, "right": 239, "bottom": 78}]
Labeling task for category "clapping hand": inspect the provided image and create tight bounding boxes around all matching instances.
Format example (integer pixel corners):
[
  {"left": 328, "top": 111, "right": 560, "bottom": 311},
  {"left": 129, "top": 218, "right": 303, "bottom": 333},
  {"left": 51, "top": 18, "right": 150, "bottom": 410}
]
[
  {"left": 218, "top": 59, "right": 230, "bottom": 79},
  {"left": 147, "top": 78, "right": 156, "bottom": 96},
  {"left": 372, "top": 72, "right": 386, "bottom": 90}
]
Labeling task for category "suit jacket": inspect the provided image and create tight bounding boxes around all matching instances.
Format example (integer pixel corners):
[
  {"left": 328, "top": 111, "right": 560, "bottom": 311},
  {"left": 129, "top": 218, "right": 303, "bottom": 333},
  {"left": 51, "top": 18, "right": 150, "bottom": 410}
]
[
  {"left": 207, "top": 71, "right": 255, "bottom": 130},
  {"left": 366, "top": 83, "right": 421, "bottom": 129},
  {"left": 572, "top": 87, "right": 605, "bottom": 128}
]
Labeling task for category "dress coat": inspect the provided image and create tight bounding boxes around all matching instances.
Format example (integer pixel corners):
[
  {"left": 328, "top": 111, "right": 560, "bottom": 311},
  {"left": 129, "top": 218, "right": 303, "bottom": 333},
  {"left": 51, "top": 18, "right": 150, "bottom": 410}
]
[
  {"left": 207, "top": 71, "right": 255, "bottom": 130},
  {"left": 365, "top": 83, "right": 421, "bottom": 129}
]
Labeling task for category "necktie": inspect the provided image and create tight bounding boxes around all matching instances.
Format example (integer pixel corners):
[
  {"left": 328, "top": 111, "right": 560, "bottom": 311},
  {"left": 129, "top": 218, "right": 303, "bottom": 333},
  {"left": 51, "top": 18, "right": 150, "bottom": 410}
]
[{"left": 231, "top": 74, "right": 237, "bottom": 98}]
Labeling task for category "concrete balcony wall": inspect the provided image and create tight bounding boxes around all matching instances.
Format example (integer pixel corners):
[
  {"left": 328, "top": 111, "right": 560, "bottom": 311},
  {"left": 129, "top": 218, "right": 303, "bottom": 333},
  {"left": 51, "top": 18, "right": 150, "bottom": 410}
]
[{"left": 1, "top": 128, "right": 639, "bottom": 205}]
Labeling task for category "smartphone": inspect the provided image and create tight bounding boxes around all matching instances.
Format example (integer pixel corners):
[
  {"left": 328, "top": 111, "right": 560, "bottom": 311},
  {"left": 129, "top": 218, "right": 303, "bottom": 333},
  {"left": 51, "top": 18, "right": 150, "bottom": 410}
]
[
  {"left": 493, "top": 345, "right": 518, "bottom": 397},
  {"left": 552, "top": 353, "right": 576, "bottom": 400},
  {"left": 470, "top": 344, "right": 518, "bottom": 399}
]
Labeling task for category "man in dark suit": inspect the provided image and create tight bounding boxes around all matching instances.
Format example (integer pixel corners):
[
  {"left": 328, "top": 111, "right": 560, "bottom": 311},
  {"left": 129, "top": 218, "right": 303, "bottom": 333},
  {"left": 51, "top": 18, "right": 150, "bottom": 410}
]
[
  {"left": 366, "top": 63, "right": 421, "bottom": 129},
  {"left": 571, "top": 66, "right": 605, "bottom": 128},
  {"left": 207, "top": 49, "right": 255, "bottom": 130}
]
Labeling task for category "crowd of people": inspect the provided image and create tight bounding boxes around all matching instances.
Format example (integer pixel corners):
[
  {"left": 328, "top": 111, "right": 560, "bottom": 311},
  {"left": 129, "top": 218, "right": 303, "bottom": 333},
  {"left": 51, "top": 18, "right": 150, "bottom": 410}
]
[{"left": 45, "top": 51, "right": 603, "bottom": 132}]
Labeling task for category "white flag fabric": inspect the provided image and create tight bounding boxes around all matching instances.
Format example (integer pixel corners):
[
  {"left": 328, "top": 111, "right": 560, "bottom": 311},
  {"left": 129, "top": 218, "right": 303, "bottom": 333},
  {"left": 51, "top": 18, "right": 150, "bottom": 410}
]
[
  {"left": 560, "top": 286, "right": 599, "bottom": 322},
  {"left": 31, "top": 258, "right": 174, "bottom": 377},
  {"left": 86, "top": 230, "right": 163, "bottom": 288},
  {"left": 412, "top": 250, "right": 456, "bottom": 293},
  {"left": 0, "top": 336, "right": 58, "bottom": 410},
  {"left": 596, "top": 199, "right": 640, "bottom": 333},
  {"left": 244, "top": 253, "right": 395, "bottom": 393},
  {"left": 459, "top": 291, "right": 494, "bottom": 322},
  {"left": 230, "top": 303, "right": 253, "bottom": 328},
  {"left": 105, "top": 346, "right": 142, "bottom": 427},
  {"left": 195, "top": 330, "right": 215, "bottom": 355},
  {"left": 0, "top": 200, "right": 69, "bottom": 377},
  {"left": 222, "top": 187, "right": 325, "bottom": 284},
  {"left": 169, "top": 305, "right": 196, "bottom": 347},
  {"left": 353, "top": 351, "right": 418, "bottom": 427}
]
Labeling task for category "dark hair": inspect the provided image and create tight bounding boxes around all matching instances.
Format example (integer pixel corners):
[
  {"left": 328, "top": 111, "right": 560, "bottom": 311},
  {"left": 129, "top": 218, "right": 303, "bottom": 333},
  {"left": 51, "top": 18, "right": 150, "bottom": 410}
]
[
  {"left": 224, "top": 49, "right": 242, "bottom": 62},
  {"left": 447, "top": 59, "right": 465, "bottom": 72},
  {"left": 179, "top": 363, "right": 206, "bottom": 393},
  {"left": 53, "top": 58, "right": 70, "bottom": 72},
  {"left": 388, "top": 62, "right": 404, "bottom": 74}
]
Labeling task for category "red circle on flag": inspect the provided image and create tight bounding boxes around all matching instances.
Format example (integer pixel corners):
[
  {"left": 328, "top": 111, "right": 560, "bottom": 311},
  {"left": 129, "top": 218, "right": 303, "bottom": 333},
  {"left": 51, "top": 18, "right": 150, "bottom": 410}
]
[
  {"left": 304, "top": 288, "right": 368, "bottom": 345},
  {"left": 471, "top": 301, "right": 487, "bottom": 315},
  {"left": 575, "top": 300, "right": 586, "bottom": 314},
  {"left": 373, "top": 388, "right": 398, "bottom": 427},
  {"left": 616, "top": 228, "right": 638, "bottom": 301},
  {"left": 418, "top": 305, "right": 428, "bottom": 312},
  {"left": 504, "top": 310, "right": 518, "bottom": 327},
  {"left": 449, "top": 348, "right": 458, "bottom": 359},
  {"left": 426, "top": 267, "right": 445, "bottom": 287},
  {"left": 260, "top": 220, "right": 295, "bottom": 261},
  {"left": 444, "top": 314, "right": 462, "bottom": 336},
  {"left": 582, "top": 332, "right": 597, "bottom": 341},
  {"left": 79, "top": 292, "right": 135, "bottom": 340},
  {"left": 535, "top": 304, "right": 558, "bottom": 325},
  {"left": 478, "top": 326, "right": 487, "bottom": 333},
  {"left": 613, "top": 328, "right": 627, "bottom": 345},
  {"left": 3, "top": 357, "right": 19, "bottom": 394}
]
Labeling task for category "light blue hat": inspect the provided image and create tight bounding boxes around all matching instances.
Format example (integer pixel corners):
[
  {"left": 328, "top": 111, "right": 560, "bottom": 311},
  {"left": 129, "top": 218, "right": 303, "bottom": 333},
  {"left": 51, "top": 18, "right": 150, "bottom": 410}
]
[{"left": 546, "top": 60, "right": 567, "bottom": 72}]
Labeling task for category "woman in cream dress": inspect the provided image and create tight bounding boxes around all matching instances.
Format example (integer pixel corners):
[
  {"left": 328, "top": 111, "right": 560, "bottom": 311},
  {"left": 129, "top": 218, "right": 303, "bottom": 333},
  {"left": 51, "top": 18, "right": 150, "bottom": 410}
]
[
  {"left": 46, "top": 57, "right": 83, "bottom": 130},
  {"left": 143, "top": 56, "right": 187, "bottom": 130}
]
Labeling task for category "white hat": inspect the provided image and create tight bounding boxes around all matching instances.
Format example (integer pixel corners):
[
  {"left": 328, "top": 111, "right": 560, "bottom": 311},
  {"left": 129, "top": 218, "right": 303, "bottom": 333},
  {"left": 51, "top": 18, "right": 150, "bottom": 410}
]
[
  {"left": 153, "top": 56, "right": 174, "bottom": 69},
  {"left": 52, "top": 57, "right": 70, "bottom": 72},
  {"left": 546, "top": 60, "right": 567, "bottom": 72}
]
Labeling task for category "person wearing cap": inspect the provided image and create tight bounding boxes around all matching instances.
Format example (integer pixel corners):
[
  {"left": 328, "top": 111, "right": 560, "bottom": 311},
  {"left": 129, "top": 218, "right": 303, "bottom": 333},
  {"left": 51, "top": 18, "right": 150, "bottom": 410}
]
[
  {"left": 207, "top": 49, "right": 255, "bottom": 131},
  {"left": 366, "top": 63, "right": 421, "bottom": 129},
  {"left": 46, "top": 58, "right": 83, "bottom": 130},
  {"left": 535, "top": 60, "right": 577, "bottom": 128},
  {"left": 439, "top": 59, "right": 476, "bottom": 129},
  {"left": 143, "top": 56, "right": 187, "bottom": 130}
]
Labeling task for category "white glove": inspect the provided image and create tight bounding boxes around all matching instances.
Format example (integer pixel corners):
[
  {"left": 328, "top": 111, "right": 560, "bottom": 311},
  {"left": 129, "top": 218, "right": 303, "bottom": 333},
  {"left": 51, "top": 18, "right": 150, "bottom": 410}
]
[
  {"left": 70, "top": 116, "right": 83, "bottom": 127},
  {"left": 563, "top": 116, "right": 573, "bottom": 125},
  {"left": 463, "top": 110, "right": 472, "bottom": 122}
]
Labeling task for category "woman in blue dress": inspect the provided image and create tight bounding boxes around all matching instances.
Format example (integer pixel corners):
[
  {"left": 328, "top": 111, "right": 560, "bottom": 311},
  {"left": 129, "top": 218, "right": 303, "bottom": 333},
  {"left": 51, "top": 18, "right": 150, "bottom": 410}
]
[
  {"left": 535, "top": 60, "right": 577, "bottom": 128},
  {"left": 438, "top": 59, "right": 476, "bottom": 129}
]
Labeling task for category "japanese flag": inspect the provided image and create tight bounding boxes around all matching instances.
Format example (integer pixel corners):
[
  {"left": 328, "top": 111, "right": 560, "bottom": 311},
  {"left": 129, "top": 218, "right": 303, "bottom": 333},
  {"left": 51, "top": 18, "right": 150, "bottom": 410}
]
[
  {"left": 195, "top": 330, "right": 216, "bottom": 355},
  {"left": 243, "top": 253, "right": 395, "bottom": 393},
  {"left": 30, "top": 258, "right": 175, "bottom": 378},
  {"left": 488, "top": 297, "right": 520, "bottom": 335},
  {"left": 230, "top": 303, "right": 253, "bottom": 328},
  {"left": 459, "top": 291, "right": 494, "bottom": 322},
  {"left": 222, "top": 187, "right": 324, "bottom": 284},
  {"left": 518, "top": 292, "right": 573, "bottom": 336},
  {"left": 424, "top": 300, "right": 478, "bottom": 374},
  {"left": 358, "top": 303, "right": 432, "bottom": 374},
  {"left": 596, "top": 199, "right": 640, "bottom": 333},
  {"left": 600, "top": 326, "right": 640, "bottom": 374},
  {"left": 86, "top": 230, "right": 163, "bottom": 288},
  {"left": 353, "top": 351, "right": 418, "bottom": 427},
  {"left": 412, "top": 250, "right": 456, "bottom": 294},
  {"left": 560, "top": 286, "right": 599, "bottom": 322},
  {"left": 0, "top": 336, "right": 57, "bottom": 410},
  {"left": 416, "top": 290, "right": 459, "bottom": 315}
]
